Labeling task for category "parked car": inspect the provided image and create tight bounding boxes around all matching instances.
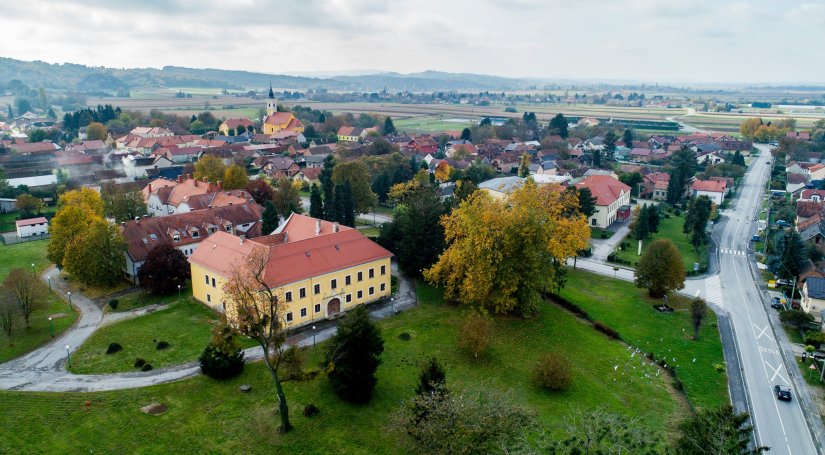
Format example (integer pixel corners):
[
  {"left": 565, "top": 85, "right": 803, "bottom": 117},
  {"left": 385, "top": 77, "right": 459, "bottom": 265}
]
[
  {"left": 770, "top": 297, "right": 783, "bottom": 309},
  {"left": 751, "top": 235, "right": 761, "bottom": 242},
  {"left": 774, "top": 385, "right": 792, "bottom": 401},
  {"left": 776, "top": 220, "right": 790, "bottom": 228}
]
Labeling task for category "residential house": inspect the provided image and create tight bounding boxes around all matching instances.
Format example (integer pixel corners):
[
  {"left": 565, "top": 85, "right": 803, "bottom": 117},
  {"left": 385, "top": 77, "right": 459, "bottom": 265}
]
[
  {"left": 798, "top": 215, "right": 825, "bottom": 248},
  {"left": 163, "top": 146, "right": 202, "bottom": 164},
  {"left": 219, "top": 118, "right": 256, "bottom": 136},
  {"left": 796, "top": 200, "right": 825, "bottom": 225},
  {"left": 690, "top": 179, "right": 728, "bottom": 205},
  {"left": 15, "top": 217, "right": 48, "bottom": 238},
  {"left": 629, "top": 148, "right": 653, "bottom": 163},
  {"left": 130, "top": 127, "right": 174, "bottom": 138},
  {"left": 800, "top": 189, "right": 825, "bottom": 202},
  {"left": 189, "top": 213, "right": 393, "bottom": 327},
  {"left": 253, "top": 156, "right": 300, "bottom": 179},
  {"left": 801, "top": 277, "right": 825, "bottom": 322},
  {"left": 479, "top": 176, "right": 525, "bottom": 200},
  {"left": 11, "top": 141, "right": 60, "bottom": 156},
  {"left": 122, "top": 154, "right": 174, "bottom": 179},
  {"left": 810, "top": 164, "right": 825, "bottom": 182},
  {"left": 642, "top": 172, "right": 670, "bottom": 201},
  {"left": 574, "top": 175, "right": 631, "bottom": 228},
  {"left": 337, "top": 126, "right": 368, "bottom": 142},
  {"left": 295, "top": 167, "right": 322, "bottom": 186},
  {"left": 409, "top": 136, "right": 439, "bottom": 154},
  {"left": 122, "top": 202, "right": 264, "bottom": 283},
  {"left": 142, "top": 174, "right": 255, "bottom": 216},
  {"left": 787, "top": 131, "right": 812, "bottom": 141}
]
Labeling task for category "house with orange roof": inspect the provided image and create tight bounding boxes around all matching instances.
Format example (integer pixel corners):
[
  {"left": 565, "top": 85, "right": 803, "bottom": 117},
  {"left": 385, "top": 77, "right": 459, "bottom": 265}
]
[
  {"left": 574, "top": 175, "right": 631, "bottom": 228},
  {"left": 642, "top": 172, "right": 669, "bottom": 201},
  {"left": 142, "top": 174, "right": 255, "bottom": 216},
  {"left": 689, "top": 179, "right": 728, "bottom": 205},
  {"left": 219, "top": 118, "right": 256, "bottom": 136},
  {"left": 189, "top": 213, "right": 393, "bottom": 327},
  {"left": 337, "top": 126, "right": 368, "bottom": 142}
]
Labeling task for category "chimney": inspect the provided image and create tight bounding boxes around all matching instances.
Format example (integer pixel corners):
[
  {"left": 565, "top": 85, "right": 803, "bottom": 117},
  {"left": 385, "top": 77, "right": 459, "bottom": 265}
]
[
  {"left": 187, "top": 173, "right": 192, "bottom": 181},
  {"left": 120, "top": 222, "right": 125, "bottom": 228},
  {"left": 134, "top": 216, "right": 140, "bottom": 224},
  {"left": 283, "top": 232, "right": 288, "bottom": 243},
  {"left": 333, "top": 222, "right": 339, "bottom": 233},
  {"left": 217, "top": 180, "right": 222, "bottom": 190},
  {"left": 240, "top": 235, "right": 245, "bottom": 244},
  {"left": 177, "top": 174, "right": 183, "bottom": 183},
  {"left": 148, "top": 183, "right": 152, "bottom": 193},
  {"left": 315, "top": 219, "right": 321, "bottom": 236}
]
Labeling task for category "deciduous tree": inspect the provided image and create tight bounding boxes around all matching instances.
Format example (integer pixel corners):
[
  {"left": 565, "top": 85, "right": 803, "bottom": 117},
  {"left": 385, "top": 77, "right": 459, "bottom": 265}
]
[
  {"left": 222, "top": 165, "right": 248, "bottom": 190},
  {"left": 15, "top": 194, "right": 43, "bottom": 218},
  {"left": 194, "top": 155, "right": 226, "bottom": 184},
  {"left": 63, "top": 218, "right": 126, "bottom": 287},
  {"left": 425, "top": 182, "right": 589, "bottom": 314},
  {"left": 457, "top": 311, "right": 492, "bottom": 360},
  {"left": 245, "top": 179, "right": 275, "bottom": 205},
  {"left": 324, "top": 305, "right": 384, "bottom": 403},
  {"left": 332, "top": 160, "right": 377, "bottom": 214},
  {"left": 780, "top": 309, "right": 814, "bottom": 332},
  {"left": 690, "top": 297, "right": 708, "bottom": 340},
  {"left": 224, "top": 246, "right": 293, "bottom": 433},
  {"left": 85, "top": 122, "right": 108, "bottom": 141},
  {"left": 0, "top": 288, "right": 17, "bottom": 338},
  {"left": 675, "top": 404, "right": 768, "bottom": 454},
  {"left": 101, "top": 183, "right": 147, "bottom": 223},
  {"left": 768, "top": 230, "right": 807, "bottom": 280},
  {"left": 271, "top": 177, "right": 303, "bottom": 219},
  {"left": 434, "top": 160, "right": 452, "bottom": 182},
  {"left": 518, "top": 153, "right": 530, "bottom": 177},
  {"left": 3, "top": 268, "right": 46, "bottom": 328},
  {"left": 48, "top": 188, "right": 105, "bottom": 269},
  {"left": 634, "top": 239, "right": 685, "bottom": 298},
  {"left": 540, "top": 407, "right": 662, "bottom": 454},
  {"left": 415, "top": 357, "right": 447, "bottom": 396},
  {"left": 137, "top": 243, "right": 190, "bottom": 295}
]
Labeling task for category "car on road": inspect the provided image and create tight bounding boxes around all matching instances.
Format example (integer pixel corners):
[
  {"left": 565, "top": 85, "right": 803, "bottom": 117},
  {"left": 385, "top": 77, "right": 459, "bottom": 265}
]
[{"left": 774, "top": 385, "right": 792, "bottom": 401}]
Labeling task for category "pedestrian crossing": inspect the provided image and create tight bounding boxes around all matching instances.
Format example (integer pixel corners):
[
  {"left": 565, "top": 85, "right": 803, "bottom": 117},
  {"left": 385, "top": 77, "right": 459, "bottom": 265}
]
[{"left": 720, "top": 248, "right": 746, "bottom": 256}]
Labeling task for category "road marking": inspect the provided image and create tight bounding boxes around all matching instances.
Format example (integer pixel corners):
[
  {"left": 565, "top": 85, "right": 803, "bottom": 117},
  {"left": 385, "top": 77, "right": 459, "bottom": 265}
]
[
  {"left": 753, "top": 323, "right": 775, "bottom": 342},
  {"left": 765, "top": 361, "right": 788, "bottom": 384},
  {"left": 759, "top": 345, "right": 780, "bottom": 356},
  {"left": 694, "top": 290, "right": 701, "bottom": 297}
]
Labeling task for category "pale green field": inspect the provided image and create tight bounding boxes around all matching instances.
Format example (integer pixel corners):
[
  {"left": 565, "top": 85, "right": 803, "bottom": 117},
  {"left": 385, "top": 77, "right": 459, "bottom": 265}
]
[{"left": 394, "top": 116, "right": 474, "bottom": 134}]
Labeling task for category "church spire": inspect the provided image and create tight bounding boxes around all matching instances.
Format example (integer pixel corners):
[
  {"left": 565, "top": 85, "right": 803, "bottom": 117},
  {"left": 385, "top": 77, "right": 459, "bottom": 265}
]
[{"left": 268, "top": 82, "right": 274, "bottom": 99}]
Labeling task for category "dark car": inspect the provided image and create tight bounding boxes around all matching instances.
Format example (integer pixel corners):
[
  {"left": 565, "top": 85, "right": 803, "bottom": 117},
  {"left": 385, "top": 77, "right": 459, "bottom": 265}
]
[
  {"left": 774, "top": 385, "right": 792, "bottom": 401},
  {"left": 770, "top": 297, "right": 783, "bottom": 309},
  {"left": 751, "top": 235, "right": 761, "bottom": 242},
  {"left": 776, "top": 220, "right": 790, "bottom": 228}
]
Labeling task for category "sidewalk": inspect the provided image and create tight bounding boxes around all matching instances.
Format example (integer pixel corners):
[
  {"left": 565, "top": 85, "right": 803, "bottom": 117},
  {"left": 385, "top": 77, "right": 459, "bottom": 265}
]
[{"left": 0, "top": 265, "right": 418, "bottom": 392}]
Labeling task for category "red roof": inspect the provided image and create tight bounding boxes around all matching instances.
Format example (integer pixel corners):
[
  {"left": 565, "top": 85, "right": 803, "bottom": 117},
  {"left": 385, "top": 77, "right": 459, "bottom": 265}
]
[
  {"left": 574, "top": 175, "right": 630, "bottom": 206},
  {"left": 16, "top": 217, "right": 48, "bottom": 227},
  {"left": 801, "top": 189, "right": 825, "bottom": 200},
  {"left": 265, "top": 112, "right": 295, "bottom": 126},
  {"left": 690, "top": 179, "right": 726, "bottom": 193},
  {"left": 223, "top": 118, "right": 254, "bottom": 129},
  {"left": 190, "top": 215, "right": 392, "bottom": 289}
]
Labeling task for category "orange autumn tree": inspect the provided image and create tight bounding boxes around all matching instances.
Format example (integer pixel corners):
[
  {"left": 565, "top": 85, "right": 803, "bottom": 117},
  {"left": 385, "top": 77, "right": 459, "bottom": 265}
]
[
  {"left": 434, "top": 160, "right": 452, "bottom": 182},
  {"left": 424, "top": 181, "right": 590, "bottom": 315}
]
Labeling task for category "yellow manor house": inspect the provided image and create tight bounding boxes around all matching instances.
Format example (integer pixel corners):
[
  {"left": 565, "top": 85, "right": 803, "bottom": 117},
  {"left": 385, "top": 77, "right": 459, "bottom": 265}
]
[{"left": 189, "top": 214, "right": 392, "bottom": 328}]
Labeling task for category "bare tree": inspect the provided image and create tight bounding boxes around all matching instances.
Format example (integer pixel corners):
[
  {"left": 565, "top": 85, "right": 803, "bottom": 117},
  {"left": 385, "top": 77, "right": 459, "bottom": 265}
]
[
  {"left": 4, "top": 268, "right": 46, "bottom": 328},
  {"left": 224, "top": 246, "right": 293, "bottom": 433},
  {"left": 0, "top": 288, "right": 18, "bottom": 338}
]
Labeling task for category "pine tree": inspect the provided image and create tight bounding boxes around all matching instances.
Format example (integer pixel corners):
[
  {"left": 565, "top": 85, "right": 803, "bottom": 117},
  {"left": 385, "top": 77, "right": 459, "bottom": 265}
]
[
  {"left": 604, "top": 131, "right": 618, "bottom": 160},
  {"left": 593, "top": 149, "right": 602, "bottom": 168},
  {"left": 460, "top": 128, "right": 472, "bottom": 141},
  {"left": 309, "top": 183, "right": 323, "bottom": 219},
  {"left": 323, "top": 306, "right": 384, "bottom": 403},
  {"left": 634, "top": 205, "right": 650, "bottom": 240},
  {"left": 415, "top": 358, "right": 447, "bottom": 395},
  {"left": 338, "top": 182, "right": 355, "bottom": 227},
  {"left": 262, "top": 200, "right": 279, "bottom": 235},
  {"left": 622, "top": 128, "right": 634, "bottom": 147},
  {"left": 384, "top": 116, "right": 396, "bottom": 135},
  {"left": 320, "top": 154, "right": 336, "bottom": 221},
  {"left": 549, "top": 113, "right": 568, "bottom": 138},
  {"left": 646, "top": 204, "right": 660, "bottom": 234}
]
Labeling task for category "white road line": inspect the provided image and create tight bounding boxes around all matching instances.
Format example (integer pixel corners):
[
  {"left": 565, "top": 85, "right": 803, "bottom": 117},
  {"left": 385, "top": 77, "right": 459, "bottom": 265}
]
[
  {"left": 752, "top": 323, "right": 775, "bottom": 342},
  {"left": 765, "top": 361, "right": 788, "bottom": 384}
]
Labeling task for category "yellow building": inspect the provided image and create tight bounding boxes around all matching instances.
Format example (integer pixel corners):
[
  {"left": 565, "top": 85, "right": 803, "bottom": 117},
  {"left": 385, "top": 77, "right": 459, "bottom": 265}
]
[
  {"left": 261, "top": 89, "right": 305, "bottom": 136},
  {"left": 218, "top": 118, "right": 255, "bottom": 136},
  {"left": 189, "top": 214, "right": 392, "bottom": 328}
]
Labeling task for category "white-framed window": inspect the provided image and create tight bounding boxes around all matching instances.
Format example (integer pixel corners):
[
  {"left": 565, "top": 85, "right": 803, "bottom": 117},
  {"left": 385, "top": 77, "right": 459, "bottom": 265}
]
[
  {"left": 346, "top": 294, "right": 352, "bottom": 303},
  {"left": 380, "top": 283, "right": 386, "bottom": 292},
  {"left": 206, "top": 294, "right": 211, "bottom": 302},
  {"left": 299, "top": 288, "right": 306, "bottom": 299},
  {"left": 331, "top": 279, "right": 337, "bottom": 290},
  {"left": 314, "top": 284, "right": 320, "bottom": 294},
  {"left": 345, "top": 275, "right": 351, "bottom": 286},
  {"left": 285, "top": 291, "right": 293, "bottom": 302},
  {"left": 300, "top": 307, "right": 307, "bottom": 317},
  {"left": 369, "top": 268, "right": 374, "bottom": 279},
  {"left": 286, "top": 312, "right": 293, "bottom": 322},
  {"left": 314, "top": 303, "right": 321, "bottom": 313},
  {"left": 357, "top": 290, "right": 363, "bottom": 300},
  {"left": 380, "top": 265, "right": 386, "bottom": 275},
  {"left": 369, "top": 286, "right": 374, "bottom": 296}
]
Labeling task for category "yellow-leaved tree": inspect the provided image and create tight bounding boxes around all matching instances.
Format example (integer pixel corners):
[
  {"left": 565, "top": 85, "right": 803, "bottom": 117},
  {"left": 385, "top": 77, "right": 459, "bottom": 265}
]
[
  {"left": 424, "top": 181, "right": 589, "bottom": 315},
  {"left": 434, "top": 161, "right": 452, "bottom": 183}
]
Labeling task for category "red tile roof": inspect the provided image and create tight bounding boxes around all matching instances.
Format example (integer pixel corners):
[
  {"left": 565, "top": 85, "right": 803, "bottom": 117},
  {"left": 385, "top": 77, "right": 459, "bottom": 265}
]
[
  {"left": 797, "top": 200, "right": 825, "bottom": 218},
  {"left": 223, "top": 118, "right": 254, "bottom": 129},
  {"left": 801, "top": 189, "right": 825, "bottom": 200},
  {"left": 265, "top": 112, "right": 296, "bottom": 126},
  {"left": 574, "top": 175, "right": 630, "bottom": 206},
  {"left": 690, "top": 179, "right": 726, "bottom": 193},
  {"left": 190, "top": 215, "right": 391, "bottom": 288},
  {"left": 16, "top": 217, "right": 48, "bottom": 227}
]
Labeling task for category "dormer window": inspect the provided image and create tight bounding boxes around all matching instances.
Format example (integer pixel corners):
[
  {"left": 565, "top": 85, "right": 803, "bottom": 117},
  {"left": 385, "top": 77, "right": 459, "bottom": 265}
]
[
  {"left": 208, "top": 227, "right": 216, "bottom": 234},
  {"left": 173, "top": 234, "right": 181, "bottom": 242},
  {"left": 191, "top": 229, "right": 199, "bottom": 238}
]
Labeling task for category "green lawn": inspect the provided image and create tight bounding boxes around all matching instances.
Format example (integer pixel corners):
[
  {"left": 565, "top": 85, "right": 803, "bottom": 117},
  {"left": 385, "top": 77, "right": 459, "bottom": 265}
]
[
  {"left": 0, "top": 207, "right": 57, "bottom": 233},
  {"left": 590, "top": 227, "right": 615, "bottom": 239},
  {"left": 107, "top": 283, "right": 192, "bottom": 313},
  {"left": 0, "top": 278, "right": 691, "bottom": 453},
  {"left": 0, "top": 240, "right": 78, "bottom": 362},
  {"left": 559, "top": 270, "right": 728, "bottom": 410},
  {"left": 70, "top": 299, "right": 235, "bottom": 374},
  {"left": 0, "top": 240, "right": 51, "bottom": 281},
  {"left": 394, "top": 116, "right": 473, "bottom": 134},
  {"left": 358, "top": 227, "right": 380, "bottom": 237},
  {"left": 612, "top": 212, "right": 707, "bottom": 273}
]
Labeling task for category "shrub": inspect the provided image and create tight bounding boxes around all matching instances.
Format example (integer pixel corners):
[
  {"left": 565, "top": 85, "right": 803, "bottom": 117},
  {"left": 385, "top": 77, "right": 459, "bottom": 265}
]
[
  {"left": 156, "top": 341, "right": 170, "bottom": 350},
  {"left": 199, "top": 317, "right": 245, "bottom": 380},
  {"left": 593, "top": 321, "right": 620, "bottom": 340},
  {"left": 303, "top": 404, "right": 320, "bottom": 418},
  {"left": 105, "top": 342, "right": 122, "bottom": 354},
  {"left": 134, "top": 358, "right": 146, "bottom": 368},
  {"left": 108, "top": 299, "right": 119, "bottom": 310},
  {"left": 674, "top": 209, "right": 681, "bottom": 216},
  {"left": 141, "top": 363, "right": 153, "bottom": 372},
  {"left": 547, "top": 294, "right": 590, "bottom": 320},
  {"left": 714, "top": 363, "right": 726, "bottom": 373},
  {"left": 804, "top": 331, "right": 825, "bottom": 348},
  {"left": 532, "top": 353, "right": 572, "bottom": 391},
  {"left": 398, "top": 332, "right": 411, "bottom": 341},
  {"left": 457, "top": 311, "right": 492, "bottom": 360}
]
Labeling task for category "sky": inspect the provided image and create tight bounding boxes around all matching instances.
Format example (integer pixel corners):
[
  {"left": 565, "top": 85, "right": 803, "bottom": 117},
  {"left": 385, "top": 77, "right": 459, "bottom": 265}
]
[{"left": 2, "top": 0, "right": 824, "bottom": 84}]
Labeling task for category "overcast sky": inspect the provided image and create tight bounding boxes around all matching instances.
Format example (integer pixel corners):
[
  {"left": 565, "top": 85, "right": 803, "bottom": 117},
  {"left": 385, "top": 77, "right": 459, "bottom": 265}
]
[{"left": 2, "top": 0, "right": 824, "bottom": 84}]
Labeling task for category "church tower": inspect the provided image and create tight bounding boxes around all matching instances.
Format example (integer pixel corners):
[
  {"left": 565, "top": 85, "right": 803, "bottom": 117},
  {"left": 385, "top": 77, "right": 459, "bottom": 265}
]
[{"left": 266, "top": 82, "right": 276, "bottom": 116}]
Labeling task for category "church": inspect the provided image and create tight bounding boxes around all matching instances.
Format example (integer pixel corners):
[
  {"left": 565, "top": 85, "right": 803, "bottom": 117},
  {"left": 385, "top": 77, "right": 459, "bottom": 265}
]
[{"left": 261, "top": 86, "right": 305, "bottom": 136}]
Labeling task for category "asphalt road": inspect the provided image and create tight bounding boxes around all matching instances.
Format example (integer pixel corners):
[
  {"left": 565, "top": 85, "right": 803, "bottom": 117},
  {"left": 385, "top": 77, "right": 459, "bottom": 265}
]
[{"left": 715, "top": 146, "right": 818, "bottom": 454}]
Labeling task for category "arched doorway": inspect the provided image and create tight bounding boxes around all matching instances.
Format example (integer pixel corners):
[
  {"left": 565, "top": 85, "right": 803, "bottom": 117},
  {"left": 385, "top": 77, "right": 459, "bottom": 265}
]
[{"left": 327, "top": 298, "right": 341, "bottom": 316}]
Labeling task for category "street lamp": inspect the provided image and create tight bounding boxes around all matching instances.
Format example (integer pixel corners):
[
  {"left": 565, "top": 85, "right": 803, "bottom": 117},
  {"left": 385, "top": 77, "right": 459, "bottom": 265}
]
[
  {"left": 391, "top": 297, "right": 395, "bottom": 315},
  {"left": 177, "top": 284, "right": 182, "bottom": 301},
  {"left": 65, "top": 345, "right": 71, "bottom": 368},
  {"left": 31, "top": 263, "right": 35, "bottom": 275},
  {"left": 67, "top": 291, "right": 72, "bottom": 308},
  {"left": 47, "top": 276, "right": 51, "bottom": 292},
  {"left": 48, "top": 317, "right": 54, "bottom": 337},
  {"left": 312, "top": 325, "right": 316, "bottom": 346}
]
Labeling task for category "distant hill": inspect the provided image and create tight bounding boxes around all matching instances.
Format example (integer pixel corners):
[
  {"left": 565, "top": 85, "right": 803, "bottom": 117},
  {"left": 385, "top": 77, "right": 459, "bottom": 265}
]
[{"left": 0, "top": 57, "right": 538, "bottom": 93}]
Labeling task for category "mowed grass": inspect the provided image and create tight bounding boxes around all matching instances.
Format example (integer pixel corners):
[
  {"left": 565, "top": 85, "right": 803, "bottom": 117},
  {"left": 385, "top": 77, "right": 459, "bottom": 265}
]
[
  {"left": 0, "top": 280, "right": 689, "bottom": 453},
  {"left": 394, "top": 116, "right": 473, "bottom": 134},
  {"left": 107, "top": 283, "right": 192, "bottom": 313},
  {"left": 0, "top": 240, "right": 78, "bottom": 362},
  {"left": 559, "top": 270, "right": 728, "bottom": 410},
  {"left": 69, "top": 299, "right": 222, "bottom": 374},
  {"left": 612, "top": 212, "right": 706, "bottom": 272}
]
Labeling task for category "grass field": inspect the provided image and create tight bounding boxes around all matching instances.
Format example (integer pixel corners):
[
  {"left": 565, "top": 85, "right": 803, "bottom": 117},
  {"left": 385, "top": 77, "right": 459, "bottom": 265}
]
[
  {"left": 107, "top": 283, "right": 192, "bottom": 313},
  {"left": 0, "top": 240, "right": 78, "bottom": 362},
  {"left": 612, "top": 212, "right": 707, "bottom": 273},
  {"left": 394, "top": 116, "right": 473, "bottom": 134},
  {"left": 0, "top": 273, "right": 707, "bottom": 453},
  {"left": 559, "top": 270, "right": 728, "bottom": 410},
  {"left": 69, "top": 299, "right": 251, "bottom": 374},
  {"left": 0, "top": 207, "right": 57, "bottom": 233}
]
